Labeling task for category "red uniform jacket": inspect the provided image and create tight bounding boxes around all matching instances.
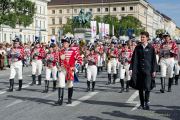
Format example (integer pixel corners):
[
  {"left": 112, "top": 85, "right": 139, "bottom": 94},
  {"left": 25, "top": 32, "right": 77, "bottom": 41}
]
[
  {"left": 59, "top": 48, "right": 82, "bottom": 81},
  {"left": 8, "top": 46, "right": 24, "bottom": 62},
  {"left": 120, "top": 48, "right": 133, "bottom": 64},
  {"left": 107, "top": 47, "right": 119, "bottom": 58},
  {"left": 45, "top": 51, "right": 59, "bottom": 67},
  {"left": 31, "top": 47, "right": 45, "bottom": 60},
  {"left": 160, "top": 40, "right": 178, "bottom": 58},
  {"left": 87, "top": 53, "right": 98, "bottom": 65}
]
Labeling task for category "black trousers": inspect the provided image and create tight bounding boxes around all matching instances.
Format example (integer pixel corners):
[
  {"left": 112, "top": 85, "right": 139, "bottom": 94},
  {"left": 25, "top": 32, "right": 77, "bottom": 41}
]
[{"left": 139, "top": 90, "right": 150, "bottom": 106}]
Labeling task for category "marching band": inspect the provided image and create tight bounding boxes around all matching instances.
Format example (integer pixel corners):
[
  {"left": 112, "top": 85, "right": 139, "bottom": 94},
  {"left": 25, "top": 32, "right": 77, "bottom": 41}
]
[{"left": 4, "top": 31, "right": 180, "bottom": 110}]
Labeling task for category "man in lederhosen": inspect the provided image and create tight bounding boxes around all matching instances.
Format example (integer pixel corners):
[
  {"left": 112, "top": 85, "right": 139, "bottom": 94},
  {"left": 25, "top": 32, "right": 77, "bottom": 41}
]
[{"left": 8, "top": 37, "right": 24, "bottom": 92}]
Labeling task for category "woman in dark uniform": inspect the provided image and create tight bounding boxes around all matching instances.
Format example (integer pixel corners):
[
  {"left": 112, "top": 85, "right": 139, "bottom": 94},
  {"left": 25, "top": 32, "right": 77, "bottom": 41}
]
[{"left": 129, "top": 32, "right": 157, "bottom": 110}]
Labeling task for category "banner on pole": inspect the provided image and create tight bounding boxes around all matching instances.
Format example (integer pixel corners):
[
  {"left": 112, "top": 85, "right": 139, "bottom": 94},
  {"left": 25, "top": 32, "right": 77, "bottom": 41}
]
[{"left": 91, "top": 21, "right": 97, "bottom": 38}]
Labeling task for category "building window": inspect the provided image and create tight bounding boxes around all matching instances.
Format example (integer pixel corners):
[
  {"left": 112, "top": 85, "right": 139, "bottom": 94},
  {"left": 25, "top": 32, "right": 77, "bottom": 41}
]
[
  {"left": 97, "top": 8, "right": 101, "bottom": 12},
  {"left": 52, "top": 10, "right": 55, "bottom": 14},
  {"left": 43, "top": 21, "right": 45, "bottom": 29},
  {"left": 105, "top": 8, "right": 109, "bottom": 12},
  {"left": 121, "top": 7, "right": 125, "bottom": 11},
  {"left": 36, "top": 20, "right": 38, "bottom": 27},
  {"left": 74, "top": 9, "right": 77, "bottom": 13},
  {"left": 4, "top": 34, "right": 6, "bottom": 41},
  {"left": 52, "top": 28, "right": 55, "bottom": 35},
  {"left": 40, "top": 6, "right": 42, "bottom": 14},
  {"left": 59, "top": 17, "right": 62, "bottom": 24},
  {"left": 89, "top": 8, "right": 92, "bottom": 12},
  {"left": 67, "top": 9, "right": 70, "bottom": 13},
  {"left": 40, "top": 21, "right": 41, "bottom": 28},
  {"left": 113, "top": 7, "right": 117, "bottom": 11},
  {"left": 59, "top": 9, "right": 62, "bottom": 14},
  {"left": 52, "top": 18, "right": 55, "bottom": 25},
  {"left": 130, "top": 7, "right": 133, "bottom": 11}
]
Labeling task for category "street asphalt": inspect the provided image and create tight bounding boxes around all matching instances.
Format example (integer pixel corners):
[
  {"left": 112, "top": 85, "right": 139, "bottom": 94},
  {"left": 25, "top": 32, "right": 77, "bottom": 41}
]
[{"left": 0, "top": 66, "right": 179, "bottom": 120}]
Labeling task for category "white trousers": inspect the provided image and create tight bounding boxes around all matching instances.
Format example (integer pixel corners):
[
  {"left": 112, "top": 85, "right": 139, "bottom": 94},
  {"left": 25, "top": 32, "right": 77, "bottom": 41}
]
[
  {"left": 57, "top": 71, "right": 73, "bottom": 88},
  {"left": 119, "top": 64, "right": 130, "bottom": 81},
  {"left": 107, "top": 58, "right": 117, "bottom": 74},
  {"left": 87, "top": 65, "right": 97, "bottom": 81},
  {"left": 45, "top": 66, "right": 57, "bottom": 81},
  {"left": 97, "top": 55, "right": 103, "bottom": 67},
  {"left": 32, "top": 60, "right": 43, "bottom": 75},
  {"left": 174, "top": 60, "right": 180, "bottom": 75},
  {"left": 9, "top": 61, "right": 23, "bottom": 79},
  {"left": 160, "top": 58, "right": 175, "bottom": 78}
]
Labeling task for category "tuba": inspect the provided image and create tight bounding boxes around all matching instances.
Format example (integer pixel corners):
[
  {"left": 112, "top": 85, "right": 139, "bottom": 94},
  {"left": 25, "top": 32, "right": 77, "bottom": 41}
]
[{"left": 79, "top": 39, "right": 86, "bottom": 47}]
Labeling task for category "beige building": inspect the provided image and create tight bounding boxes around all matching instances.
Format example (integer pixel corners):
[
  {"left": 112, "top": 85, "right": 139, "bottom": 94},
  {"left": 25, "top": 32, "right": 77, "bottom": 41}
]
[{"left": 48, "top": 0, "right": 177, "bottom": 39}]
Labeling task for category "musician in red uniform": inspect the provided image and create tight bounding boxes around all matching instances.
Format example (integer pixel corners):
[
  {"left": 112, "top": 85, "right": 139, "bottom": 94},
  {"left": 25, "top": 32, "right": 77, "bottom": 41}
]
[
  {"left": 8, "top": 38, "right": 24, "bottom": 92},
  {"left": 107, "top": 40, "right": 119, "bottom": 84},
  {"left": 159, "top": 33, "right": 178, "bottom": 93},
  {"left": 55, "top": 38, "right": 82, "bottom": 105},
  {"left": 85, "top": 45, "right": 98, "bottom": 92},
  {"left": 42, "top": 44, "right": 59, "bottom": 93},
  {"left": 96, "top": 41, "right": 104, "bottom": 74},
  {"left": 30, "top": 37, "right": 45, "bottom": 86},
  {"left": 119, "top": 42, "right": 133, "bottom": 93}
]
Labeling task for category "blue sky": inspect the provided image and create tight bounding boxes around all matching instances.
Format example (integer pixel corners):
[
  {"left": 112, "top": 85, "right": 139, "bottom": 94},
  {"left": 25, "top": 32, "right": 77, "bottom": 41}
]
[{"left": 148, "top": 0, "right": 180, "bottom": 27}]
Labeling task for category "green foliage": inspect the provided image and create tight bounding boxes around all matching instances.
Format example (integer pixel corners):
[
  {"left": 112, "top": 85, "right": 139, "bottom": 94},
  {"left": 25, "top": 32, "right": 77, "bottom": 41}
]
[
  {"left": 0, "top": 0, "right": 36, "bottom": 28},
  {"left": 119, "top": 16, "right": 144, "bottom": 36},
  {"left": 156, "top": 29, "right": 165, "bottom": 35},
  {"left": 63, "top": 18, "right": 73, "bottom": 34},
  {"left": 94, "top": 15, "right": 144, "bottom": 36}
]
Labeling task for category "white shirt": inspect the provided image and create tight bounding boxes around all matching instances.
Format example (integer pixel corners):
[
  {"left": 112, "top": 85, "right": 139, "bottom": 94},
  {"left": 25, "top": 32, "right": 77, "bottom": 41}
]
[{"left": 142, "top": 43, "right": 148, "bottom": 49}]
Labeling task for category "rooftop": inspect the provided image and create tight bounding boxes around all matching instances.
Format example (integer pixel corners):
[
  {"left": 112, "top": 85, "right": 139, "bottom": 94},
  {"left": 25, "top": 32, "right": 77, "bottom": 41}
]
[{"left": 48, "top": 0, "right": 140, "bottom": 6}]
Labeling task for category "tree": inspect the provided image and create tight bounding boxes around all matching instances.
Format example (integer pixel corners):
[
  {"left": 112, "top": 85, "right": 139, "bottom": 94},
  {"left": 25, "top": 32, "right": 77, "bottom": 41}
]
[
  {"left": 0, "top": 0, "right": 36, "bottom": 28},
  {"left": 156, "top": 29, "right": 165, "bottom": 35},
  {"left": 119, "top": 16, "right": 144, "bottom": 36},
  {"left": 63, "top": 18, "right": 73, "bottom": 34}
]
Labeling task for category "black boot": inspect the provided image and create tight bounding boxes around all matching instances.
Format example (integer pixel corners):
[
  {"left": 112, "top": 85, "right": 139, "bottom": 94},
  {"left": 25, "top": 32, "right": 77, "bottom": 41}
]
[
  {"left": 8, "top": 79, "right": 14, "bottom": 92},
  {"left": 85, "top": 68, "right": 87, "bottom": 78},
  {"left": 92, "top": 81, "right": 95, "bottom": 91},
  {"left": 37, "top": 75, "right": 41, "bottom": 85},
  {"left": 106, "top": 74, "right": 111, "bottom": 85},
  {"left": 168, "top": 78, "right": 172, "bottom": 92},
  {"left": 139, "top": 90, "right": 145, "bottom": 109},
  {"left": 119, "top": 79, "right": 124, "bottom": 93},
  {"left": 175, "top": 75, "right": 179, "bottom": 85},
  {"left": 171, "top": 77, "right": 175, "bottom": 85},
  {"left": 67, "top": 87, "right": 73, "bottom": 104},
  {"left": 17, "top": 80, "right": 22, "bottom": 91},
  {"left": 144, "top": 91, "right": 150, "bottom": 110},
  {"left": 126, "top": 81, "right": 130, "bottom": 92},
  {"left": 42, "top": 80, "right": 48, "bottom": 93},
  {"left": 55, "top": 88, "right": 64, "bottom": 105},
  {"left": 97, "top": 67, "right": 100, "bottom": 75},
  {"left": 30, "top": 75, "right": 36, "bottom": 86},
  {"left": 52, "top": 81, "right": 57, "bottom": 91},
  {"left": 113, "top": 74, "right": 117, "bottom": 84},
  {"left": 100, "top": 67, "right": 103, "bottom": 72},
  {"left": 160, "top": 77, "right": 165, "bottom": 93},
  {"left": 86, "top": 81, "right": 90, "bottom": 92}
]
